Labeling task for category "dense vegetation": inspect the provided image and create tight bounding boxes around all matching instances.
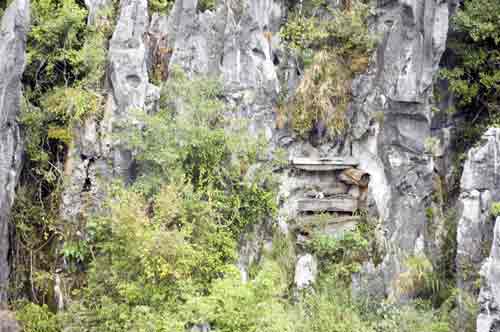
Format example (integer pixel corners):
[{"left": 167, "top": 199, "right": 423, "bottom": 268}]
[
  {"left": 440, "top": 0, "right": 500, "bottom": 145},
  {"left": 278, "top": 0, "right": 376, "bottom": 139},
  {"left": 5, "top": 0, "right": 499, "bottom": 331}
]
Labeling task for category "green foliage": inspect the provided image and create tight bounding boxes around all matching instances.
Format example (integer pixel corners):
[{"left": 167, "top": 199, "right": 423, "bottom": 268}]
[
  {"left": 49, "top": 71, "right": 279, "bottom": 331},
  {"left": 307, "top": 216, "right": 376, "bottom": 283},
  {"left": 293, "top": 283, "right": 374, "bottom": 332},
  {"left": 490, "top": 202, "right": 500, "bottom": 217},
  {"left": 187, "top": 263, "right": 292, "bottom": 332},
  {"left": 198, "top": 0, "right": 216, "bottom": 12},
  {"left": 24, "top": 0, "right": 87, "bottom": 95},
  {"left": 16, "top": 302, "right": 59, "bottom": 332},
  {"left": 12, "top": 0, "right": 114, "bottom": 308},
  {"left": 124, "top": 68, "right": 277, "bottom": 237},
  {"left": 279, "top": 1, "right": 377, "bottom": 138},
  {"left": 395, "top": 255, "right": 441, "bottom": 300},
  {"left": 361, "top": 300, "right": 450, "bottom": 332},
  {"left": 149, "top": 0, "right": 174, "bottom": 13},
  {"left": 439, "top": 0, "right": 500, "bottom": 126}
]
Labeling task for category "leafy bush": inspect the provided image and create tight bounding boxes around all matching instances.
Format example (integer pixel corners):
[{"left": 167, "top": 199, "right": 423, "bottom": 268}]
[
  {"left": 439, "top": 0, "right": 500, "bottom": 128},
  {"left": 149, "top": 0, "right": 174, "bottom": 13},
  {"left": 279, "top": 1, "right": 376, "bottom": 138},
  {"left": 16, "top": 302, "right": 59, "bottom": 332},
  {"left": 307, "top": 215, "right": 376, "bottom": 283},
  {"left": 491, "top": 202, "right": 500, "bottom": 217},
  {"left": 395, "top": 255, "right": 441, "bottom": 300},
  {"left": 24, "top": 0, "right": 87, "bottom": 96}
]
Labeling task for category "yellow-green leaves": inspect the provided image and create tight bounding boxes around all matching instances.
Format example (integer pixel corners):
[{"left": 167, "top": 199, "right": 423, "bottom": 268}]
[{"left": 278, "top": 1, "right": 377, "bottom": 138}]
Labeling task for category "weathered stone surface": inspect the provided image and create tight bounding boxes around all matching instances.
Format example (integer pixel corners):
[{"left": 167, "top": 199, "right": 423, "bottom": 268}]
[
  {"left": 0, "top": 0, "right": 29, "bottom": 303},
  {"left": 163, "top": 0, "right": 286, "bottom": 139},
  {"left": 60, "top": 0, "right": 160, "bottom": 223},
  {"left": 348, "top": 0, "right": 454, "bottom": 298},
  {"left": 477, "top": 217, "right": 500, "bottom": 332},
  {"left": 457, "top": 129, "right": 500, "bottom": 293},
  {"left": 190, "top": 323, "right": 211, "bottom": 332},
  {"left": 295, "top": 254, "right": 317, "bottom": 290},
  {"left": 453, "top": 129, "right": 500, "bottom": 330},
  {"left": 104, "top": 0, "right": 160, "bottom": 181}
]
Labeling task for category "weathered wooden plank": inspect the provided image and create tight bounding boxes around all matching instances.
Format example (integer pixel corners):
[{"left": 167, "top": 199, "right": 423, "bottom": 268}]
[
  {"left": 297, "top": 197, "right": 358, "bottom": 213},
  {"left": 290, "top": 157, "right": 359, "bottom": 171},
  {"left": 293, "top": 216, "right": 361, "bottom": 237},
  {"left": 297, "top": 215, "right": 361, "bottom": 227}
]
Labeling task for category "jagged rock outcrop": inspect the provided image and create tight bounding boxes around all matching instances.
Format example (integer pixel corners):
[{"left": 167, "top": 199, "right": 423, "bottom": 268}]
[
  {"left": 348, "top": 0, "right": 456, "bottom": 298},
  {"left": 457, "top": 129, "right": 500, "bottom": 294},
  {"left": 160, "top": 0, "right": 291, "bottom": 138},
  {"left": 295, "top": 254, "right": 317, "bottom": 290},
  {"left": 454, "top": 128, "right": 500, "bottom": 330},
  {"left": 60, "top": 0, "right": 160, "bottom": 223},
  {"left": 477, "top": 217, "right": 500, "bottom": 332},
  {"left": 0, "top": 0, "right": 29, "bottom": 303},
  {"left": 154, "top": 0, "right": 293, "bottom": 277},
  {"left": 103, "top": 0, "right": 160, "bottom": 180}
]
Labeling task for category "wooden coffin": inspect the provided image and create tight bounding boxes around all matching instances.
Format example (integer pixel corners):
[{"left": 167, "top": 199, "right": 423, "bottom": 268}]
[
  {"left": 290, "top": 157, "right": 359, "bottom": 171},
  {"left": 297, "top": 196, "right": 358, "bottom": 213},
  {"left": 339, "top": 168, "right": 370, "bottom": 187},
  {"left": 294, "top": 215, "right": 361, "bottom": 236}
]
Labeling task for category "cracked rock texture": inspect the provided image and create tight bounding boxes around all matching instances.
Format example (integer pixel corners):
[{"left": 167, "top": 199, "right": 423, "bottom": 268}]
[
  {"left": 295, "top": 254, "right": 318, "bottom": 290},
  {"left": 159, "top": 0, "right": 292, "bottom": 139},
  {"left": 60, "top": 0, "right": 160, "bottom": 223},
  {"left": 347, "top": 0, "right": 455, "bottom": 298},
  {"left": 477, "top": 217, "right": 500, "bottom": 332},
  {"left": 0, "top": 0, "right": 29, "bottom": 303},
  {"left": 455, "top": 129, "right": 500, "bottom": 331},
  {"left": 157, "top": 0, "right": 457, "bottom": 294}
]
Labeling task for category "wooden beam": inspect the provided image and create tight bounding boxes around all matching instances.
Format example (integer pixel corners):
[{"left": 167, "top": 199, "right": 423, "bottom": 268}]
[
  {"left": 297, "top": 197, "right": 358, "bottom": 213},
  {"left": 290, "top": 157, "right": 359, "bottom": 171}
]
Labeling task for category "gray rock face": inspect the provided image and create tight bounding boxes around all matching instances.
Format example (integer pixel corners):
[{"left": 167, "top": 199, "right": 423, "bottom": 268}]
[
  {"left": 457, "top": 129, "right": 500, "bottom": 292},
  {"left": 348, "top": 0, "right": 454, "bottom": 298},
  {"left": 162, "top": 0, "right": 287, "bottom": 139},
  {"left": 477, "top": 217, "right": 500, "bottom": 332},
  {"left": 60, "top": 0, "right": 160, "bottom": 223},
  {"left": 455, "top": 129, "right": 500, "bottom": 330},
  {"left": 0, "top": 0, "right": 29, "bottom": 303},
  {"left": 294, "top": 254, "right": 317, "bottom": 290},
  {"left": 104, "top": 0, "right": 159, "bottom": 180}
]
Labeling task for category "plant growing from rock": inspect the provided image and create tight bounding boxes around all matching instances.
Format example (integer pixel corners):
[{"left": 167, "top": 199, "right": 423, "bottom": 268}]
[{"left": 279, "top": 1, "right": 377, "bottom": 138}]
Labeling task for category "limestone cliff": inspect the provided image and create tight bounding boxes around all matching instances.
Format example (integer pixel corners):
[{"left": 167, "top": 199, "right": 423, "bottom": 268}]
[
  {"left": 0, "top": 0, "right": 29, "bottom": 303},
  {"left": 143, "top": 0, "right": 456, "bottom": 296}
]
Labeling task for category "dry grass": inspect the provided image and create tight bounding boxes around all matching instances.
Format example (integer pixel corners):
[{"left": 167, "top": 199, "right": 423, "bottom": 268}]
[{"left": 286, "top": 50, "right": 352, "bottom": 138}]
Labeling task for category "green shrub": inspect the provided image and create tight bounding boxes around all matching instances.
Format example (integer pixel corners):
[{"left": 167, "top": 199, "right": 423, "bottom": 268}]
[
  {"left": 198, "top": 0, "right": 216, "bottom": 12},
  {"left": 24, "top": 0, "right": 87, "bottom": 96},
  {"left": 16, "top": 302, "right": 59, "bottom": 332},
  {"left": 279, "top": 1, "right": 377, "bottom": 138},
  {"left": 491, "top": 202, "right": 500, "bottom": 217},
  {"left": 149, "top": 0, "right": 174, "bottom": 13},
  {"left": 439, "top": 0, "right": 500, "bottom": 129}
]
